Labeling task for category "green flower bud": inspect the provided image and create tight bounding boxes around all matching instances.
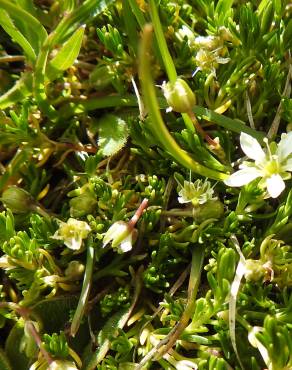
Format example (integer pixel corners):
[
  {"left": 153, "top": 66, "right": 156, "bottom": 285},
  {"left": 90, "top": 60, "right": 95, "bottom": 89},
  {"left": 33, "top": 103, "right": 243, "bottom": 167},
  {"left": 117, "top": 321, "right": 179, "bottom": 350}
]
[
  {"left": 65, "top": 260, "right": 85, "bottom": 279},
  {"left": 193, "top": 199, "right": 224, "bottom": 222},
  {"left": 69, "top": 192, "right": 97, "bottom": 217},
  {"left": 1, "top": 186, "right": 35, "bottom": 214},
  {"left": 162, "top": 78, "right": 196, "bottom": 113}
]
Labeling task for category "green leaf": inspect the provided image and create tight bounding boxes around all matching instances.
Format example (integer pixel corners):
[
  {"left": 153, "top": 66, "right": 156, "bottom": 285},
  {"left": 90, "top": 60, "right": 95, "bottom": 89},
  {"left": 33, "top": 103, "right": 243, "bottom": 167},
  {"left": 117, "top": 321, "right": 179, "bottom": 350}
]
[
  {"left": 0, "top": 10, "right": 36, "bottom": 62},
  {"left": 0, "top": 73, "right": 33, "bottom": 110},
  {"left": 0, "top": 0, "right": 47, "bottom": 55},
  {"left": 192, "top": 106, "right": 265, "bottom": 142},
  {"left": 46, "top": 26, "right": 85, "bottom": 80},
  {"left": 50, "top": 0, "right": 115, "bottom": 46},
  {"left": 0, "top": 347, "right": 12, "bottom": 370},
  {"left": 5, "top": 320, "right": 29, "bottom": 370},
  {"left": 97, "top": 114, "right": 129, "bottom": 156}
]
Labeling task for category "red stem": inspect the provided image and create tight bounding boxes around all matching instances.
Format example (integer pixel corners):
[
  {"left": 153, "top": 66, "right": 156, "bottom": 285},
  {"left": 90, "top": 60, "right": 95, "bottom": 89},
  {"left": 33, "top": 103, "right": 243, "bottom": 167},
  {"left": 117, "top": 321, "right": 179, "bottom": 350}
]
[{"left": 128, "top": 198, "right": 149, "bottom": 228}]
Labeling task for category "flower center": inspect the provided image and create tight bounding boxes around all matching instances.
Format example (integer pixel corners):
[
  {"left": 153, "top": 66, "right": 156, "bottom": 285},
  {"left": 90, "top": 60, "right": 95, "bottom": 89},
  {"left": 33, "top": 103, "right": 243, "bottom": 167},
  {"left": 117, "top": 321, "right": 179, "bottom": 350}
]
[{"left": 263, "top": 158, "right": 279, "bottom": 176}]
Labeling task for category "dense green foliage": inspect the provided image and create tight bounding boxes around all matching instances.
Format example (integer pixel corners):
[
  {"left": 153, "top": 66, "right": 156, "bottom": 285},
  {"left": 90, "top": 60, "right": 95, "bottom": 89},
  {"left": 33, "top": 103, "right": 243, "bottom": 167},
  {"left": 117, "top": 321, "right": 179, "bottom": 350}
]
[{"left": 0, "top": 0, "right": 291, "bottom": 369}]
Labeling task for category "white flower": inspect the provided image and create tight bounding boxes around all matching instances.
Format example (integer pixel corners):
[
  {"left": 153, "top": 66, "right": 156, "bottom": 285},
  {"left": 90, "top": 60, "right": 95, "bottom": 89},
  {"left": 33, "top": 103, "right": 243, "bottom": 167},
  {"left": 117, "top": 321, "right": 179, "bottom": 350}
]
[
  {"left": 194, "top": 48, "right": 230, "bottom": 76},
  {"left": 178, "top": 179, "right": 217, "bottom": 206},
  {"left": 224, "top": 132, "right": 292, "bottom": 198},
  {"left": 103, "top": 221, "right": 138, "bottom": 253},
  {"left": 52, "top": 218, "right": 91, "bottom": 250}
]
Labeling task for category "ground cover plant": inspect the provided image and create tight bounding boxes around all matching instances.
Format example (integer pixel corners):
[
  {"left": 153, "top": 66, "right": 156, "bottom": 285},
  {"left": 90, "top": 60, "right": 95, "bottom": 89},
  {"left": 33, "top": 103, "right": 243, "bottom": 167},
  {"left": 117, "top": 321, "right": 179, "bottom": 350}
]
[{"left": 0, "top": 0, "right": 291, "bottom": 369}]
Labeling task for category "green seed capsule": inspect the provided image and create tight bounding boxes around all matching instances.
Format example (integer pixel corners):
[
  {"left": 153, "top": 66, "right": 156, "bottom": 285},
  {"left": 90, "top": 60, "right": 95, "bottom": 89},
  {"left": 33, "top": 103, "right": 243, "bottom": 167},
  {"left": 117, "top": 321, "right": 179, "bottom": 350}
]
[
  {"left": 1, "top": 186, "right": 34, "bottom": 214},
  {"left": 162, "top": 78, "right": 196, "bottom": 113}
]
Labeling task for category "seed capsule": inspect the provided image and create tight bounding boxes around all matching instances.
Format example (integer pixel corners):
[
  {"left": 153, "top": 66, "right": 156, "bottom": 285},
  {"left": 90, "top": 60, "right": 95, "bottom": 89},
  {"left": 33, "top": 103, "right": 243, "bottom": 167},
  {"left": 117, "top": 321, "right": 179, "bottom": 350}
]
[{"left": 162, "top": 78, "right": 196, "bottom": 113}]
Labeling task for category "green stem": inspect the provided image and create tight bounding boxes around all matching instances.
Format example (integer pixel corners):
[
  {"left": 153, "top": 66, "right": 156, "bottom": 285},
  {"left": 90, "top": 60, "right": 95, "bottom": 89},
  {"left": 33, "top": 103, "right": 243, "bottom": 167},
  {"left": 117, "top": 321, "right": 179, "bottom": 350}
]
[
  {"left": 127, "top": 0, "right": 146, "bottom": 29},
  {"left": 138, "top": 25, "right": 227, "bottom": 181},
  {"left": 59, "top": 95, "right": 138, "bottom": 119},
  {"left": 33, "top": 44, "right": 58, "bottom": 120},
  {"left": 135, "top": 245, "right": 205, "bottom": 369},
  {"left": 157, "top": 244, "right": 205, "bottom": 357},
  {"left": 149, "top": 0, "right": 177, "bottom": 82},
  {"left": 193, "top": 106, "right": 265, "bottom": 142},
  {"left": 70, "top": 241, "right": 95, "bottom": 337}
]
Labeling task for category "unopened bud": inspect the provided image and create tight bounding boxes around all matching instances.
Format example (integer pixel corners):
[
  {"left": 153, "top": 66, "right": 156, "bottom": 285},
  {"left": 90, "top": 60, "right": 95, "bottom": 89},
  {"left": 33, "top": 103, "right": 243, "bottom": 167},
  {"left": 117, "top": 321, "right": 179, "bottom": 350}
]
[
  {"left": 193, "top": 199, "right": 224, "bottom": 222},
  {"left": 65, "top": 260, "right": 85, "bottom": 279},
  {"left": 162, "top": 78, "right": 196, "bottom": 113},
  {"left": 69, "top": 192, "right": 97, "bottom": 217},
  {"left": 1, "top": 186, "right": 35, "bottom": 214}
]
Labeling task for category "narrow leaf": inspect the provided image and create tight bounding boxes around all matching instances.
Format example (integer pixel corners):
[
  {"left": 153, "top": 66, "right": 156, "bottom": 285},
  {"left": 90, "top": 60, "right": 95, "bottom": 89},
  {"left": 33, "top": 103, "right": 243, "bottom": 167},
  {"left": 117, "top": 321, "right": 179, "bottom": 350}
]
[
  {"left": 0, "top": 10, "right": 36, "bottom": 62},
  {"left": 0, "top": 73, "right": 33, "bottom": 110},
  {"left": 0, "top": 0, "right": 47, "bottom": 54},
  {"left": 47, "top": 26, "right": 85, "bottom": 80}
]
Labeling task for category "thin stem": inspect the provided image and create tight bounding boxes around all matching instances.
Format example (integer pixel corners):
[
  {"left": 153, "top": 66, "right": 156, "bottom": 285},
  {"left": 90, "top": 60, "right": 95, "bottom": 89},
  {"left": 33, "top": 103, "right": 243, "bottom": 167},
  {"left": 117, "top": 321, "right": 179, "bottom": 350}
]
[
  {"left": 70, "top": 241, "right": 95, "bottom": 337},
  {"left": 267, "top": 62, "right": 292, "bottom": 139},
  {"left": 138, "top": 25, "right": 227, "bottom": 181},
  {"left": 59, "top": 94, "right": 138, "bottom": 119},
  {"left": 135, "top": 245, "right": 205, "bottom": 369},
  {"left": 192, "top": 105, "right": 265, "bottom": 142},
  {"left": 0, "top": 55, "right": 25, "bottom": 63},
  {"left": 157, "top": 244, "right": 205, "bottom": 357},
  {"left": 187, "top": 111, "right": 218, "bottom": 146},
  {"left": 149, "top": 0, "right": 177, "bottom": 82},
  {"left": 26, "top": 321, "right": 53, "bottom": 366},
  {"left": 127, "top": 0, "right": 146, "bottom": 28},
  {"left": 128, "top": 198, "right": 149, "bottom": 228}
]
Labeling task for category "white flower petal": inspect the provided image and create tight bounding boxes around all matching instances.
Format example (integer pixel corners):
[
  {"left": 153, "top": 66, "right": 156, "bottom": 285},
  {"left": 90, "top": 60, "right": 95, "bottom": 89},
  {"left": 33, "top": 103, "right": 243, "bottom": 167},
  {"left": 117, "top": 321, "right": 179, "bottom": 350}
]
[
  {"left": 277, "top": 131, "right": 292, "bottom": 161},
  {"left": 119, "top": 235, "right": 133, "bottom": 253},
  {"left": 65, "top": 237, "right": 82, "bottom": 250},
  {"left": 240, "top": 133, "right": 265, "bottom": 161},
  {"left": 266, "top": 174, "right": 285, "bottom": 198},
  {"left": 178, "top": 196, "right": 191, "bottom": 204},
  {"left": 224, "top": 168, "right": 261, "bottom": 187},
  {"left": 282, "top": 157, "right": 292, "bottom": 172},
  {"left": 103, "top": 221, "right": 127, "bottom": 246}
]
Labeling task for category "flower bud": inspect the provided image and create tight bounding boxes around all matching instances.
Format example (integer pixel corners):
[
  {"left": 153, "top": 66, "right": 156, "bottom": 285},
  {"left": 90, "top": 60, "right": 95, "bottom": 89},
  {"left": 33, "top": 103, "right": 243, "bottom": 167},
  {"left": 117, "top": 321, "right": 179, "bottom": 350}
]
[
  {"left": 69, "top": 192, "right": 97, "bottom": 217},
  {"left": 1, "top": 186, "right": 35, "bottom": 214},
  {"left": 65, "top": 260, "right": 85, "bottom": 279},
  {"left": 192, "top": 199, "right": 224, "bottom": 222},
  {"left": 103, "top": 221, "right": 138, "bottom": 254},
  {"left": 162, "top": 78, "right": 196, "bottom": 113}
]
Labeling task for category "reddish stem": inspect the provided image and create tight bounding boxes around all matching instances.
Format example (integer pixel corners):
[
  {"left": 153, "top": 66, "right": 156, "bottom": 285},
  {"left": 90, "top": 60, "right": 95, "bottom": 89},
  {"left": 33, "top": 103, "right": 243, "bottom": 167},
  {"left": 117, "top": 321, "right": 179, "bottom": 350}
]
[
  {"left": 187, "top": 111, "right": 218, "bottom": 147},
  {"left": 128, "top": 198, "right": 149, "bottom": 228},
  {"left": 26, "top": 321, "right": 53, "bottom": 365}
]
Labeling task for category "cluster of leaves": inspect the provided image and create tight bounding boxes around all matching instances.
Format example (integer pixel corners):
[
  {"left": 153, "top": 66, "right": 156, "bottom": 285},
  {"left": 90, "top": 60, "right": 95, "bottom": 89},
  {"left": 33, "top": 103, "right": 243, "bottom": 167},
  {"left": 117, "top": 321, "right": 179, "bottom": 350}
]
[{"left": 0, "top": 0, "right": 291, "bottom": 369}]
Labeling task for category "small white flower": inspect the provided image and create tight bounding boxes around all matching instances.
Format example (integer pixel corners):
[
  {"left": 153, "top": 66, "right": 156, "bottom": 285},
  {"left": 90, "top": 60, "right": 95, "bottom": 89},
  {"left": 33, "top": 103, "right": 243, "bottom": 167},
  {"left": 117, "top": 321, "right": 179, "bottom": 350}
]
[
  {"left": 103, "top": 221, "right": 137, "bottom": 253},
  {"left": 52, "top": 218, "right": 91, "bottom": 250},
  {"left": 224, "top": 132, "right": 292, "bottom": 198},
  {"left": 194, "top": 48, "right": 230, "bottom": 76},
  {"left": 178, "top": 179, "right": 217, "bottom": 206}
]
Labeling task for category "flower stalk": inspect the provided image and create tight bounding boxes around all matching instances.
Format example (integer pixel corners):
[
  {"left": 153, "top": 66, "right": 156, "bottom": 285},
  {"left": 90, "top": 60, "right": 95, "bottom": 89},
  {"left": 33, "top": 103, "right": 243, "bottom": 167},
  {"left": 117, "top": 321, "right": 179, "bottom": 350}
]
[{"left": 138, "top": 25, "right": 228, "bottom": 181}]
